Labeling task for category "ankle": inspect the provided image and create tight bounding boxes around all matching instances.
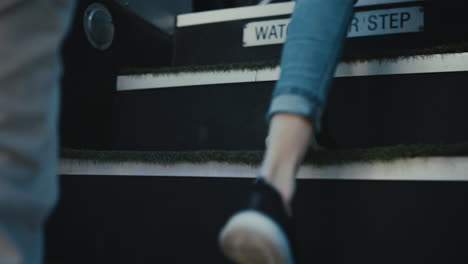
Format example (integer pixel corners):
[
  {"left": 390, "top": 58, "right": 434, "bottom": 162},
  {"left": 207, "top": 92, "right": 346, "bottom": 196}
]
[{"left": 258, "top": 168, "right": 296, "bottom": 206}]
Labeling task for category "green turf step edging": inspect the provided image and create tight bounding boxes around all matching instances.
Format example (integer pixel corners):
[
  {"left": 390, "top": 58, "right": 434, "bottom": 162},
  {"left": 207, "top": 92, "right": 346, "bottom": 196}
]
[
  {"left": 119, "top": 41, "right": 468, "bottom": 76},
  {"left": 61, "top": 142, "right": 468, "bottom": 167}
]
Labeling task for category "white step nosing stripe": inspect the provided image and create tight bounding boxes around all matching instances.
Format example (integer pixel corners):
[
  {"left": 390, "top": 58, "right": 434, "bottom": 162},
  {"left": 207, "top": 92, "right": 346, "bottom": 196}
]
[
  {"left": 177, "top": 2, "right": 295, "bottom": 27},
  {"left": 117, "top": 68, "right": 277, "bottom": 91},
  {"left": 355, "top": 0, "right": 423, "bottom": 7},
  {"left": 117, "top": 70, "right": 257, "bottom": 91},
  {"left": 60, "top": 157, "right": 468, "bottom": 182},
  {"left": 335, "top": 52, "right": 468, "bottom": 77},
  {"left": 177, "top": 0, "right": 423, "bottom": 27},
  {"left": 117, "top": 53, "right": 468, "bottom": 92}
]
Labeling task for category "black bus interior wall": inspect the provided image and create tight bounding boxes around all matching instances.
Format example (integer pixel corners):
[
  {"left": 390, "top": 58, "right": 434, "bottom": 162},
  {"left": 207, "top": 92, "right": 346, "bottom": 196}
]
[{"left": 60, "top": 0, "right": 173, "bottom": 150}]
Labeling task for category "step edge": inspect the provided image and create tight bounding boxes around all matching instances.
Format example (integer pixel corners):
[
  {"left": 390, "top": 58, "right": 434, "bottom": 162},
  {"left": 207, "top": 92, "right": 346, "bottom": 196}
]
[
  {"left": 60, "top": 156, "right": 468, "bottom": 182},
  {"left": 177, "top": 0, "right": 424, "bottom": 27},
  {"left": 117, "top": 52, "right": 468, "bottom": 91}
]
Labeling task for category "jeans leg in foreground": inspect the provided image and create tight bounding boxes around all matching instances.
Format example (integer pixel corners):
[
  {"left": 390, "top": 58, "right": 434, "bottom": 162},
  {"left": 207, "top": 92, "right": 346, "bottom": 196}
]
[
  {"left": 267, "top": 0, "right": 355, "bottom": 132},
  {"left": 0, "top": 1, "right": 75, "bottom": 263}
]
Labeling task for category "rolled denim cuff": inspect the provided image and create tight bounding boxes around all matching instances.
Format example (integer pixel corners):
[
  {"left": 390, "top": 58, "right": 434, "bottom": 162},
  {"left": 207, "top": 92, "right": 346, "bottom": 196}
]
[{"left": 267, "top": 94, "right": 324, "bottom": 132}]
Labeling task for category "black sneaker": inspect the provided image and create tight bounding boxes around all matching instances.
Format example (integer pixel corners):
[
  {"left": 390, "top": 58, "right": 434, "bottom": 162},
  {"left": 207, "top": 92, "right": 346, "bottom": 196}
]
[{"left": 219, "top": 177, "right": 295, "bottom": 264}]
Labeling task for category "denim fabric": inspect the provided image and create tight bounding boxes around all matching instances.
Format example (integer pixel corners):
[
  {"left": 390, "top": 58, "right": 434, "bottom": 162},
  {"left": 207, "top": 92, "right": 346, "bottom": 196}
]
[
  {"left": 267, "top": 0, "right": 356, "bottom": 132},
  {"left": 0, "top": 0, "right": 75, "bottom": 263}
]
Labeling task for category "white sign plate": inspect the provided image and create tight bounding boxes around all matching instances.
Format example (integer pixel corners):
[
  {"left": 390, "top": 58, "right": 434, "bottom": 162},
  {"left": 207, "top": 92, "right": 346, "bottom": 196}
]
[{"left": 243, "top": 6, "right": 424, "bottom": 47}]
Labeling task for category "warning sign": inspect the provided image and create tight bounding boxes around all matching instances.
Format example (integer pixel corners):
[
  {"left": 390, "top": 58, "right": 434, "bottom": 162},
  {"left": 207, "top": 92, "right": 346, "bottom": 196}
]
[{"left": 243, "top": 6, "right": 424, "bottom": 47}]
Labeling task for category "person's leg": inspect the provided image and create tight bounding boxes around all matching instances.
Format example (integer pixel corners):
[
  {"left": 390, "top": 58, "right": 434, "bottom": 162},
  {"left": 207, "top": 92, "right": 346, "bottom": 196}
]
[
  {"left": 220, "top": 0, "right": 356, "bottom": 263},
  {"left": 259, "top": 113, "right": 313, "bottom": 206},
  {"left": 0, "top": 0, "right": 75, "bottom": 263},
  {"left": 262, "top": 0, "right": 356, "bottom": 205}
]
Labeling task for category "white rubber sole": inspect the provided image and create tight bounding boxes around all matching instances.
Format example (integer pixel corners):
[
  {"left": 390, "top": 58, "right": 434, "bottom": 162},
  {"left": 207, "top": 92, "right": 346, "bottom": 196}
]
[{"left": 219, "top": 210, "right": 294, "bottom": 264}]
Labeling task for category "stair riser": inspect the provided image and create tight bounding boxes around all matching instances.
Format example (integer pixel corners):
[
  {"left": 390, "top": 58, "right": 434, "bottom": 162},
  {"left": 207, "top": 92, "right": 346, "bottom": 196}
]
[
  {"left": 113, "top": 71, "right": 468, "bottom": 150},
  {"left": 175, "top": 0, "right": 468, "bottom": 66},
  {"left": 46, "top": 175, "right": 468, "bottom": 264}
]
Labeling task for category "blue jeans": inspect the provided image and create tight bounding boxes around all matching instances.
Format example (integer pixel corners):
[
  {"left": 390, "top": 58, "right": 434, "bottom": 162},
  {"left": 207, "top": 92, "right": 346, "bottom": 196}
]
[
  {"left": 0, "top": 1, "right": 75, "bottom": 263},
  {"left": 267, "top": 0, "right": 356, "bottom": 132}
]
